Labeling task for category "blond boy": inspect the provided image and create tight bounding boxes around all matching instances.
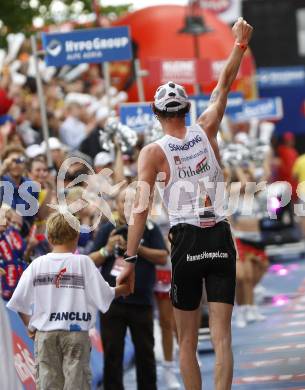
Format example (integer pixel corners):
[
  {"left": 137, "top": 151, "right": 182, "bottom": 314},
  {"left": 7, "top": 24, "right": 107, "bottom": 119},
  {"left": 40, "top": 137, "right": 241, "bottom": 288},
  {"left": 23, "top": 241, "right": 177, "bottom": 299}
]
[{"left": 7, "top": 211, "right": 130, "bottom": 390}]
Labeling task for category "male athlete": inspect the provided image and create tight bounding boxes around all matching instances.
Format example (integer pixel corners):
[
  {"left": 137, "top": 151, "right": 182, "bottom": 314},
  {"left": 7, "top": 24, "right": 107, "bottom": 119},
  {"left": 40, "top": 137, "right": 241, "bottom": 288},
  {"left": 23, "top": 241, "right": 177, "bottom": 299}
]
[{"left": 119, "top": 18, "right": 253, "bottom": 390}]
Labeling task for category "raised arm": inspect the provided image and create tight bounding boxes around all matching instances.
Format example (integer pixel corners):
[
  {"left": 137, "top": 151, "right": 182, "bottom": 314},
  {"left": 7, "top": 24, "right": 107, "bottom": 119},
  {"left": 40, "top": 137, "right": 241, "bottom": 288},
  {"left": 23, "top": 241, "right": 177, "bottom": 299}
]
[{"left": 198, "top": 18, "right": 253, "bottom": 137}]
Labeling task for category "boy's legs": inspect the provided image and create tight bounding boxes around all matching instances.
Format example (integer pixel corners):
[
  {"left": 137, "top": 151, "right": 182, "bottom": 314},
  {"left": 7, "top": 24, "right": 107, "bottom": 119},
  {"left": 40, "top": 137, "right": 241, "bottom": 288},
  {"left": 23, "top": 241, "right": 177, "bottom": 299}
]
[
  {"left": 35, "top": 331, "right": 64, "bottom": 390},
  {"left": 60, "top": 331, "right": 91, "bottom": 390}
]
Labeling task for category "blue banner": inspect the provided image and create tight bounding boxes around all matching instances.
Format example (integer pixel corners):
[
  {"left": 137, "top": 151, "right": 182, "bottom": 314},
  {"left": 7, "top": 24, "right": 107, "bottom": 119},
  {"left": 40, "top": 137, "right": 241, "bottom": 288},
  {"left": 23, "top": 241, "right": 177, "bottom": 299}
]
[
  {"left": 190, "top": 92, "right": 244, "bottom": 118},
  {"left": 120, "top": 103, "right": 193, "bottom": 132},
  {"left": 42, "top": 27, "right": 132, "bottom": 67},
  {"left": 230, "top": 97, "right": 284, "bottom": 122},
  {"left": 257, "top": 67, "right": 305, "bottom": 88}
]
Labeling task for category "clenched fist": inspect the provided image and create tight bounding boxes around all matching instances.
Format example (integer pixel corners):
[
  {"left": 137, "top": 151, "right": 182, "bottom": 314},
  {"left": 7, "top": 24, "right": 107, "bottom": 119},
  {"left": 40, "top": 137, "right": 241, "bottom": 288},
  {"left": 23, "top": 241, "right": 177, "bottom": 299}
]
[{"left": 232, "top": 17, "right": 253, "bottom": 45}]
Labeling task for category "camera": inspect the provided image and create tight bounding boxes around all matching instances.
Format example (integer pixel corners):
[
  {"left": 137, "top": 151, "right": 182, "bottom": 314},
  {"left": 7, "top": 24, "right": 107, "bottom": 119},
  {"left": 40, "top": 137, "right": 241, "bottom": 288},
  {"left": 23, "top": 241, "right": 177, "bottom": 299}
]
[{"left": 113, "top": 225, "right": 128, "bottom": 257}]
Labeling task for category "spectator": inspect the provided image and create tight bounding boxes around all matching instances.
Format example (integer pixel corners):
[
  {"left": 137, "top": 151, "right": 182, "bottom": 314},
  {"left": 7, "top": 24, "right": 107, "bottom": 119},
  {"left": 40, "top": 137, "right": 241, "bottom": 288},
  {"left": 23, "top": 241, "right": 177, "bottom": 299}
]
[
  {"left": 293, "top": 153, "right": 305, "bottom": 236},
  {"left": 80, "top": 106, "right": 110, "bottom": 159},
  {"left": 0, "top": 145, "right": 39, "bottom": 230},
  {"left": 40, "top": 137, "right": 67, "bottom": 172},
  {"left": 93, "top": 151, "right": 114, "bottom": 173},
  {"left": 90, "top": 189, "right": 168, "bottom": 390},
  {"left": 229, "top": 165, "right": 268, "bottom": 327},
  {"left": 28, "top": 156, "right": 54, "bottom": 233},
  {"left": 277, "top": 132, "right": 298, "bottom": 199},
  {"left": 66, "top": 186, "right": 95, "bottom": 254},
  {"left": 60, "top": 102, "right": 96, "bottom": 149},
  {"left": 0, "top": 206, "right": 27, "bottom": 301}
]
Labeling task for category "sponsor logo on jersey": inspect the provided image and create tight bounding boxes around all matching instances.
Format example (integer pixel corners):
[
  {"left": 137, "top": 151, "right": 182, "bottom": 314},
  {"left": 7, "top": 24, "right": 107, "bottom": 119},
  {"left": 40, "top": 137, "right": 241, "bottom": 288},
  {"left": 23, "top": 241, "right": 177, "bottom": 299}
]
[
  {"left": 180, "top": 150, "right": 204, "bottom": 162},
  {"left": 34, "top": 272, "right": 85, "bottom": 289},
  {"left": 50, "top": 312, "right": 92, "bottom": 322},
  {"left": 196, "top": 157, "right": 211, "bottom": 173},
  {"left": 178, "top": 157, "right": 210, "bottom": 178},
  {"left": 169, "top": 135, "right": 202, "bottom": 152},
  {"left": 174, "top": 156, "right": 182, "bottom": 165}
]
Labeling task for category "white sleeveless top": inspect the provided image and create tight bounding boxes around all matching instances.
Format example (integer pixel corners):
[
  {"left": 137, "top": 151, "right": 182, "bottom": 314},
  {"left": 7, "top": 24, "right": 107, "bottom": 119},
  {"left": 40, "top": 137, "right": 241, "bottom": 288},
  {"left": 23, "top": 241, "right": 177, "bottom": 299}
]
[{"left": 155, "top": 124, "right": 226, "bottom": 228}]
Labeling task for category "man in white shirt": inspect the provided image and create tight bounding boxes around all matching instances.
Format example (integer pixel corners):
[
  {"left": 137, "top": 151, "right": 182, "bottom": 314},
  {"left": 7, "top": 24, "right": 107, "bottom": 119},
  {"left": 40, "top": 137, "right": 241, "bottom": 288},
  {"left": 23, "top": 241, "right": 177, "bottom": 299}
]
[
  {"left": 7, "top": 211, "right": 130, "bottom": 390},
  {"left": 60, "top": 102, "right": 96, "bottom": 149}
]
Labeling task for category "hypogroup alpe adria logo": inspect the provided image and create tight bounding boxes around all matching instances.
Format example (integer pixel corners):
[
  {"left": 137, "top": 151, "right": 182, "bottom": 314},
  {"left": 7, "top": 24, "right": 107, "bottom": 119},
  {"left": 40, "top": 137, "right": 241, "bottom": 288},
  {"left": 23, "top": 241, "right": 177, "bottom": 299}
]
[{"left": 46, "top": 39, "right": 62, "bottom": 57}]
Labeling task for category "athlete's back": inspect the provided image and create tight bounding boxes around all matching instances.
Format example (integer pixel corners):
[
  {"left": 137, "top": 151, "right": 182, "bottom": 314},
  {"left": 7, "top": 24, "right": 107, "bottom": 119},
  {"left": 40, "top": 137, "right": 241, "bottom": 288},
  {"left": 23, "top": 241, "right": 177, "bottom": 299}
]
[{"left": 155, "top": 124, "right": 225, "bottom": 228}]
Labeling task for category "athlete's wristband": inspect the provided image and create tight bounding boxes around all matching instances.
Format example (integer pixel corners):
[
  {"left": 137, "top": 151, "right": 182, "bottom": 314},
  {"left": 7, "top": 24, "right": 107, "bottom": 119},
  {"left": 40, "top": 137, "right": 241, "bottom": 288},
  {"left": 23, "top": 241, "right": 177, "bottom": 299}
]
[
  {"left": 235, "top": 41, "right": 248, "bottom": 51},
  {"left": 123, "top": 253, "right": 138, "bottom": 264},
  {"left": 99, "top": 246, "right": 109, "bottom": 258}
]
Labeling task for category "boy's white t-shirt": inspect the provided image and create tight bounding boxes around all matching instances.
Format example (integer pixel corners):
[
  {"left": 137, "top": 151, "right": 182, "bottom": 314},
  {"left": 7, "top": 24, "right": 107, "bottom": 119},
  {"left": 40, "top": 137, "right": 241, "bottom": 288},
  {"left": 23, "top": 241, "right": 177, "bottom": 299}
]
[{"left": 6, "top": 253, "right": 115, "bottom": 332}]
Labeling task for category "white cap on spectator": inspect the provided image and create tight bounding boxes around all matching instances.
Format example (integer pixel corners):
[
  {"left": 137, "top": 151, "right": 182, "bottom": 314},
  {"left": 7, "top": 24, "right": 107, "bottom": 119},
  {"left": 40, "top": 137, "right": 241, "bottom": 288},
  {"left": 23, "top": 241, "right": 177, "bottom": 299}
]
[
  {"left": 41, "top": 137, "right": 63, "bottom": 152},
  {"left": 117, "top": 91, "right": 128, "bottom": 103},
  {"left": 26, "top": 144, "right": 44, "bottom": 159},
  {"left": 109, "top": 86, "right": 118, "bottom": 97},
  {"left": 65, "top": 92, "right": 96, "bottom": 106},
  {"left": 94, "top": 152, "right": 114, "bottom": 168},
  {"left": 234, "top": 132, "right": 249, "bottom": 145}
]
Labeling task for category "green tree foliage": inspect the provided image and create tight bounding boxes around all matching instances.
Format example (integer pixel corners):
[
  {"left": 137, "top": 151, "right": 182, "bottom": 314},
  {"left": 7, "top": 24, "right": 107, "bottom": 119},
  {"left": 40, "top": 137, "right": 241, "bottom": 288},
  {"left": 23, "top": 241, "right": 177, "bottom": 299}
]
[{"left": 0, "top": 0, "right": 131, "bottom": 35}]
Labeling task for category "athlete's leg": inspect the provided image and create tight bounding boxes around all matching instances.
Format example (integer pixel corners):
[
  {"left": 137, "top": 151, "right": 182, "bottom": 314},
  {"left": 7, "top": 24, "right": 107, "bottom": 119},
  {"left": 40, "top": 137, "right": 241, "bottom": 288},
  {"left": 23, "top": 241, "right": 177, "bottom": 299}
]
[
  {"left": 208, "top": 302, "right": 234, "bottom": 390},
  {"left": 174, "top": 307, "right": 201, "bottom": 390}
]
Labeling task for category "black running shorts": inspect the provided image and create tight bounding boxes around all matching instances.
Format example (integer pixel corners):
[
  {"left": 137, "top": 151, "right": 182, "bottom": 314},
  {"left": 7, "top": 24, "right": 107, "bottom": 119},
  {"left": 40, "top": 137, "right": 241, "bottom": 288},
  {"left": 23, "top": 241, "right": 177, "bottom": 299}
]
[{"left": 168, "top": 221, "right": 236, "bottom": 311}]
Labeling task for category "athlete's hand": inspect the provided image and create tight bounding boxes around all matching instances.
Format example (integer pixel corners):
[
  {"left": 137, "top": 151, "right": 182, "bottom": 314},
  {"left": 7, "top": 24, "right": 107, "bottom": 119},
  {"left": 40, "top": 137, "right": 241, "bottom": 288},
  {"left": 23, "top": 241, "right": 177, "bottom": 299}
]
[
  {"left": 232, "top": 17, "right": 253, "bottom": 45},
  {"left": 117, "top": 263, "right": 135, "bottom": 293}
]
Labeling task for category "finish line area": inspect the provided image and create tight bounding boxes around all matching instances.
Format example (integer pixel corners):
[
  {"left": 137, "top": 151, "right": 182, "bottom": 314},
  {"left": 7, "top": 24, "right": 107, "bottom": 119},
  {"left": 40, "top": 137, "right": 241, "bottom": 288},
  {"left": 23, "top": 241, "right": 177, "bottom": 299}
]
[{"left": 124, "top": 258, "right": 305, "bottom": 389}]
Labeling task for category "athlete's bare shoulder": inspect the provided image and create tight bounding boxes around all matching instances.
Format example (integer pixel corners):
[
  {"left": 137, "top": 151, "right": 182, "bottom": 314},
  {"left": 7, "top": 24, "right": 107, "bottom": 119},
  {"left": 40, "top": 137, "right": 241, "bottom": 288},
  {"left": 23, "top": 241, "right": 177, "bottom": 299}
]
[
  {"left": 137, "top": 143, "right": 166, "bottom": 185},
  {"left": 139, "top": 143, "right": 165, "bottom": 168}
]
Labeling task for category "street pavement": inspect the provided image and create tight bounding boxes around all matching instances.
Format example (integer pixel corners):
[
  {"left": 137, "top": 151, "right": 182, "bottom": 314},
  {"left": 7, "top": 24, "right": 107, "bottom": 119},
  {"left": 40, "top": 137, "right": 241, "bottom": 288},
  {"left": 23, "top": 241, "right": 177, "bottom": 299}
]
[{"left": 124, "top": 259, "right": 305, "bottom": 389}]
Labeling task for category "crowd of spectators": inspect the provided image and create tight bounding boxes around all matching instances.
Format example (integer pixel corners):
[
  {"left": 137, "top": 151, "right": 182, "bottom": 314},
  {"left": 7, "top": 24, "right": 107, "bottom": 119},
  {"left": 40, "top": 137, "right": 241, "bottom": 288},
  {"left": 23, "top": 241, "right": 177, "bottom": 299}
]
[{"left": 0, "top": 35, "right": 183, "bottom": 389}]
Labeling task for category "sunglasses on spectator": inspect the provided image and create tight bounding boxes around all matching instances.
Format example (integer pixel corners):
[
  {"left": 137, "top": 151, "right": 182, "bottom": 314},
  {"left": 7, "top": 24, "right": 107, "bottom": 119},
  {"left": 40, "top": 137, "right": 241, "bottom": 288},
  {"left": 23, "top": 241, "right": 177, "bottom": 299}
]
[{"left": 13, "top": 157, "right": 26, "bottom": 164}]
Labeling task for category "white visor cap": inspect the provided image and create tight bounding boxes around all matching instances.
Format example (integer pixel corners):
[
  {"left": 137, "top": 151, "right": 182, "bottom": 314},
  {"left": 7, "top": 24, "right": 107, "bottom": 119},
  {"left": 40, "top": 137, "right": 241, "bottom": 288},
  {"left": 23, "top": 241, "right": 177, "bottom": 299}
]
[{"left": 154, "top": 81, "right": 189, "bottom": 112}]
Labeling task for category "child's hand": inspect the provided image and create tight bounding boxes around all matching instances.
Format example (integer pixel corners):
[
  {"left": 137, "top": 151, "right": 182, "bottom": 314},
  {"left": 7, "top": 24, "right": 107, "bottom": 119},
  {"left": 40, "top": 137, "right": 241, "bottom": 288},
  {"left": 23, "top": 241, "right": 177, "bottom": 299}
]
[
  {"left": 28, "top": 329, "right": 36, "bottom": 340},
  {"left": 115, "top": 282, "right": 132, "bottom": 298}
]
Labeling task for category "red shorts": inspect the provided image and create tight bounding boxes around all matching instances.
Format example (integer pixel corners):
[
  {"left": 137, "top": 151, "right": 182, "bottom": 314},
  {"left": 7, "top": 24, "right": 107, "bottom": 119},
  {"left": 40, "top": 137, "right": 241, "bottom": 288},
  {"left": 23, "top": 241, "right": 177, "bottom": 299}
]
[
  {"left": 236, "top": 239, "right": 268, "bottom": 262},
  {"left": 154, "top": 269, "right": 171, "bottom": 299}
]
